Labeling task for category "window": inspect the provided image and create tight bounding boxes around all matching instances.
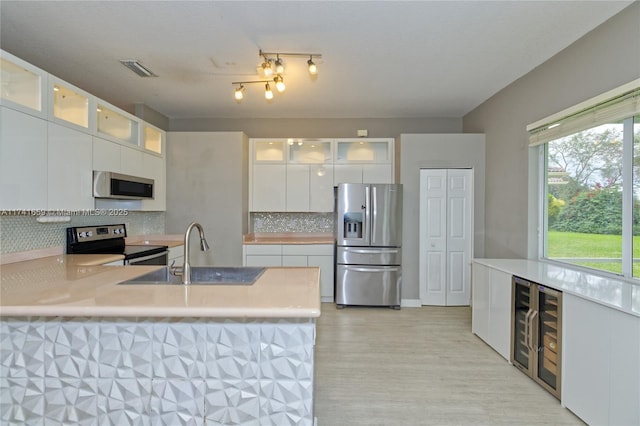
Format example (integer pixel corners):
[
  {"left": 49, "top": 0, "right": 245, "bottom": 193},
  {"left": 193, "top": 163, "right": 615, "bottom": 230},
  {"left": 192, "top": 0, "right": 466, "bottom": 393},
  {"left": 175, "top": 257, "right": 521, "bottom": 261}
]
[{"left": 529, "top": 82, "right": 640, "bottom": 279}]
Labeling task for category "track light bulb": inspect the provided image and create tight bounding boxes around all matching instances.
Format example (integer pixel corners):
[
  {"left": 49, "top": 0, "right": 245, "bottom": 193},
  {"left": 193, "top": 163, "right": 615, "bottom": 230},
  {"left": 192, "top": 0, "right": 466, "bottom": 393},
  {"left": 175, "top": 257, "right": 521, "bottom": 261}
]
[
  {"left": 265, "top": 83, "right": 274, "bottom": 100},
  {"left": 307, "top": 57, "right": 318, "bottom": 75},
  {"left": 262, "top": 60, "right": 273, "bottom": 77},
  {"left": 234, "top": 85, "right": 244, "bottom": 101},
  {"left": 274, "top": 75, "right": 286, "bottom": 92},
  {"left": 275, "top": 57, "right": 285, "bottom": 74}
]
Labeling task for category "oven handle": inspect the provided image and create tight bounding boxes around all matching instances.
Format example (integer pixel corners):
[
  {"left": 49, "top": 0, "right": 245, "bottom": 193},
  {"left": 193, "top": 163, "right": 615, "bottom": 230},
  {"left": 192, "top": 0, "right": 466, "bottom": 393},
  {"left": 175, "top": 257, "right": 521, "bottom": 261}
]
[{"left": 126, "top": 250, "right": 169, "bottom": 265}]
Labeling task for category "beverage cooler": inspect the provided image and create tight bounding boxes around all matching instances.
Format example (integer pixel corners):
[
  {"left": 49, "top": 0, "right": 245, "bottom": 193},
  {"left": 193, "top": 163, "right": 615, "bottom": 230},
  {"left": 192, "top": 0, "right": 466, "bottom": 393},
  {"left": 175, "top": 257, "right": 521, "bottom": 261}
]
[{"left": 511, "top": 276, "right": 562, "bottom": 399}]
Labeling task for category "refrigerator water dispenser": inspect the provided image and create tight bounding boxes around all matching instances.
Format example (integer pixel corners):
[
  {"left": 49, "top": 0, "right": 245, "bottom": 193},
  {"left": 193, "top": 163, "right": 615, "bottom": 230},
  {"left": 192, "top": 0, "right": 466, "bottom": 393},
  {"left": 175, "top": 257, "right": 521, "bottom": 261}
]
[{"left": 344, "top": 213, "right": 363, "bottom": 238}]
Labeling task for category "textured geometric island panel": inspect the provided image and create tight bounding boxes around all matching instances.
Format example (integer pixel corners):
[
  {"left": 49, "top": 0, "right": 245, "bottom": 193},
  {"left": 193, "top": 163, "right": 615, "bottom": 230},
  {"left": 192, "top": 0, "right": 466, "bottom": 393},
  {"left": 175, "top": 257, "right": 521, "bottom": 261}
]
[{"left": 0, "top": 316, "right": 316, "bottom": 425}]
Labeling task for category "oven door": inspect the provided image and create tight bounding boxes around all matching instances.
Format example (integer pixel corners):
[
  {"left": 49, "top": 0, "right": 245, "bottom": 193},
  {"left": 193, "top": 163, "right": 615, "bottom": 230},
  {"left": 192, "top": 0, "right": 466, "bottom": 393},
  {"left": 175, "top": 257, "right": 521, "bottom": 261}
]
[{"left": 126, "top": 251, "right": 168, "bottom": 266}]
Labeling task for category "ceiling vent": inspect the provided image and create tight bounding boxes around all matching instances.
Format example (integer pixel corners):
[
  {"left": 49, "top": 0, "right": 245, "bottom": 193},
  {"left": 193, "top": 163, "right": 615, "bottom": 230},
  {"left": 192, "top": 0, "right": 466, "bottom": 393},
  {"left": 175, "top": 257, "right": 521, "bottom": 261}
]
[{"left": 119, "top": 59, "right": 157, "bottom": 77}]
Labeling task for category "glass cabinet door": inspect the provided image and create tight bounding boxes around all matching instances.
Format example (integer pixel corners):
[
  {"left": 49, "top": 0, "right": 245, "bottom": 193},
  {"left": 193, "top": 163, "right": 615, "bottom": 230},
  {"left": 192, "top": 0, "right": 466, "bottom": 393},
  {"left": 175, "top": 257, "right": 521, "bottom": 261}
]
[
  {"left": 536, "top": 286, "right": 562, "bottom": 396},
  {"left": 97, "top": 103, "right": 139, "bottom": 146},
  {"left": 0, "top": 51, "right": 46, "bottom": 116},
  {"left": 335, "top": 139, "right": 391, "bottom": 163},
  {"left": 288, "top": 139, "right": 332, "bottom": 163},
  {"left": 253, "top": 139, "right": 285, "bottom": 162},
  {"left": 512, "top": 277, "right": 532, "bottom": 372},
  {"left": 52, "top": 80, "right": 90, "bottom": 129},
  {"left": 143, "top": 124, "right": 163, "bottom": 154}
]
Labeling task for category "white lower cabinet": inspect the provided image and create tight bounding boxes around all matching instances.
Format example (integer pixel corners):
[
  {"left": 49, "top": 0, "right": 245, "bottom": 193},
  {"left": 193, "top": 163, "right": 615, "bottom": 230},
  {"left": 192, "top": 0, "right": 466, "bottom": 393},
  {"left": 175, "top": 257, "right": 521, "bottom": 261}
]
[
  {"left": 0, "top": 106, "right": 48, "bottom": 209},
  {"left": 563, "top": 293, "right": 640, "bottom": 426},
  {"left": 244, "top": 244, "right": 334, "bottom": 301},
  {"left": 471, "top": 261, "right": 511, "bottom": 360},
  {"left": 47, "top": 122, "right": 93, "bottom": 210}
]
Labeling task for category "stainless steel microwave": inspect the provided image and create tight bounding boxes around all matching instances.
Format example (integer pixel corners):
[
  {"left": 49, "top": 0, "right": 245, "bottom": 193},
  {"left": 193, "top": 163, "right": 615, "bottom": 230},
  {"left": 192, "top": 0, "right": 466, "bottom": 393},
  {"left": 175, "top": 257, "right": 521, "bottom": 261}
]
[{"left": 93, "top": 171, "right": 154, "bottom": 200}]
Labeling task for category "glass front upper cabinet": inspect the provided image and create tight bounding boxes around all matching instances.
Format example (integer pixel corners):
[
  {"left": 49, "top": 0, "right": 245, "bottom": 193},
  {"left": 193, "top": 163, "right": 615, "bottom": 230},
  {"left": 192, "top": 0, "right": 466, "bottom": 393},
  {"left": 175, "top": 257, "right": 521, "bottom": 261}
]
[
  {"left": 0, "top": 50, "right": 46, "bottom": 117},
  {"left": 335, "top": 139, "right": 392, "bottom": 163},
  {"left": 143, "top": 124, "right": 163, "bottom": 155},
  {"left": 97, "top": 103, "right": 139, "bottom": 145},
  {"left": 253, "top": 139, "right": 285, "bottom": 162},
  {"left": 288, "top": 139, "right": 332, "bottom": 163},
  {"left": 51, "top": 78, "right": 90, "bottom": 129}
]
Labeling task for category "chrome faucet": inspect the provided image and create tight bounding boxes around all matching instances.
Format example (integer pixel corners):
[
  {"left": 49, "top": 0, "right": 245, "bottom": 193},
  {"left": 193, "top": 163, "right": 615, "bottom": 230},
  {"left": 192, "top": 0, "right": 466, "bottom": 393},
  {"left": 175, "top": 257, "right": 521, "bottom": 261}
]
[{"left": 171, "top": 221, "right": 210, "bottom": 285}]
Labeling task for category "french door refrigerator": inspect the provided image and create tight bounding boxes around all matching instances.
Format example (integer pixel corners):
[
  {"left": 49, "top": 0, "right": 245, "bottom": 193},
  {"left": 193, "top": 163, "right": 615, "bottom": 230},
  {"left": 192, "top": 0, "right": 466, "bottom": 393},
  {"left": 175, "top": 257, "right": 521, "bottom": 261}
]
[
  {"left": 335, "top": 183, "right": 403, "bottom": 308},
  {"left": 511, "top": 276, "right": 563, "bottom": 399}
]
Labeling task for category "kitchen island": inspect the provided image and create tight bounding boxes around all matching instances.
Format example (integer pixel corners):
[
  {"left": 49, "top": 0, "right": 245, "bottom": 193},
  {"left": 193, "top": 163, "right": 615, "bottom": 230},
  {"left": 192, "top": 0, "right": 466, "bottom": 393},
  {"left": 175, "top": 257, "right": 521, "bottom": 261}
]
[{"left": 0, "top": 255, "right": 320, "bottom": 425}]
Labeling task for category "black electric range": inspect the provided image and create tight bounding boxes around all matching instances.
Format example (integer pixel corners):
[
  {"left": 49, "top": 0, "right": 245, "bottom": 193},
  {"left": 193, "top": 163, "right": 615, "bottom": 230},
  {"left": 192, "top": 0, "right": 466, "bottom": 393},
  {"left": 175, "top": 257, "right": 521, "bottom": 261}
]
[{"left": 66, "top": 224, "right": 168, "bottom": 264}]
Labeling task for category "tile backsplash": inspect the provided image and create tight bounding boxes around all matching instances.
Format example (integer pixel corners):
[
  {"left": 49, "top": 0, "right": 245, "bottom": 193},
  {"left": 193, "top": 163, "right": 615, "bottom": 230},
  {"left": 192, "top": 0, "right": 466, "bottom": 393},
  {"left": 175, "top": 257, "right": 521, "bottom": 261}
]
[
  {"left": 251, "top": 212, "right": 334, "bottom": 233},
  {"left": 0, "top": 212, "right": 165, "bottom": 254}
]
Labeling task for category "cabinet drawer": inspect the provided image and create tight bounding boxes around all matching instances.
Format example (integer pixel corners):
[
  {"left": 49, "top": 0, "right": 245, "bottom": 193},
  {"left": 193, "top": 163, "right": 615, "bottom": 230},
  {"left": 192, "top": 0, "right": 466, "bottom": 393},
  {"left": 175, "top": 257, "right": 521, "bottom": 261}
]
[
  {"left": 282, "top": 244, "right": 334, "bottom": 256},
  {"left": 244, "top": 244, "right": 282, "bottom": 255}
]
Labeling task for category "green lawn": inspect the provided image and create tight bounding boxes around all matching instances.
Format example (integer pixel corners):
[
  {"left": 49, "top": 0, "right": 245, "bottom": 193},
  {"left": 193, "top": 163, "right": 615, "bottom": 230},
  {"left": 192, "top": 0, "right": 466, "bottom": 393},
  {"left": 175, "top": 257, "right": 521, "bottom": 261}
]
[{"left": 547, "top": 231, "right": 640, "bottom": 275}]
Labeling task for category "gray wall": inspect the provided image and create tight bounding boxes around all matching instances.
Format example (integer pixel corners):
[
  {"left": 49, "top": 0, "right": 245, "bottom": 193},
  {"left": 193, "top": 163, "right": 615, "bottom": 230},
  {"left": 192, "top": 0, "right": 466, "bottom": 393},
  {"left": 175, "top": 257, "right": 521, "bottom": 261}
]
[
  {"left": 399, "top": 134, "right": 485, "bottom": 301},
  {"left": 463, "top": 2, "right": 640, "bottom": 258},
  {"left": 165, "top": 132, "right": 249, "bottom": 266},
  {"left": 169, "top": 117, "right": 462, "bottom": 137}
]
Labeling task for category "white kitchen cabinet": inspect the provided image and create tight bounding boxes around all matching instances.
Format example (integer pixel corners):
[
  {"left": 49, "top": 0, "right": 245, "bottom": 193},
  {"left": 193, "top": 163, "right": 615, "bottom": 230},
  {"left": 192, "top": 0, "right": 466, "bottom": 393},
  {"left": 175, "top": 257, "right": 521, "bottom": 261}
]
[
  {"left": 243, "top": 243, "right": 335, "bottom": 301},
  {"left": 93, "top": 136, "right": 121, "bottom": 171},
  {"left": 251, "top": 164, "right": 286, "bottom": 211},
  {"left": 288, "top": 139, "right": 332, "bottom": 163},
  {"left": 563, "top": 293, "right": 640, "bottom": 426},
  {"left": 0, "top": 50, "right": 47, "bottom": 118},
  {"left": 286, "top": 165, "right": 310, "bottom": 211},
  {"left": 335, "top": 139, "right": 392, "bottom": 163},
  {"left": 471, "top": 261, "right": 511, "bottom": 360},
  {"left": 0, "top": 106, "right": 48, "bottom": 209},
  {"left": 309, "top": 164, "right": 334, "bottom": 212},
  {"left": 47, "top": 122, "right": 93, "bottom": 210},
  {"left": 121, "top": 145, "right": 143, "bottom": 176},
  {"left": 244, "top": 244, "right": 283, "bottom": 267},
  {"left": 333, "top": 164, "right": 393, "bottom": 185},
  {"left": 141, "top": 152, "right": 166, "bottom": 211}
]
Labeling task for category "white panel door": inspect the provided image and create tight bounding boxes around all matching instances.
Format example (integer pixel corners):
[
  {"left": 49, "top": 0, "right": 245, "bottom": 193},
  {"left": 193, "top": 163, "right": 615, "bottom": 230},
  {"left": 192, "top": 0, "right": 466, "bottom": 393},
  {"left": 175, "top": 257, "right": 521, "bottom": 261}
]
[
  {"left": 445, "top": 170, "right": 472, "bottom": 305},
  {"left": 420, "top": 170, "right": 447, "bottom": 305},
  {"left": 420, "top": 169, "right": 473, "bottom": 306}
]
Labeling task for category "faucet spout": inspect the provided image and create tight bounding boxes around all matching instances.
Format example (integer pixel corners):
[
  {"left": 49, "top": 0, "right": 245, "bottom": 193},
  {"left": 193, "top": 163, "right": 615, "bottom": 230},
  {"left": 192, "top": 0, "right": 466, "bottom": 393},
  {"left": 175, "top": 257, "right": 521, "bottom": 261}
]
[{"left": 182, "top": 222, "right": 209, "bottom": 285}]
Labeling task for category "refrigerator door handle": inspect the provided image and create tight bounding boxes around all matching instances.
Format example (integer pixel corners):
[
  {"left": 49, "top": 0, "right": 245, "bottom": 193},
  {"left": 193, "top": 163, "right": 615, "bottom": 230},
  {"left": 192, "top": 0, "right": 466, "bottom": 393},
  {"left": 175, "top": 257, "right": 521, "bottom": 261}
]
[
  {"left": 365, "top": 185, "right": 371, "bottom": 243},
  {"left": 345, "top": 266, "right": 401, "bottom": 273},
  {"left": 344, "top": 248, "right": 399, "bottom": 254},
  {"left": 371, "top": 185, "right": 377, "bottom": 243}
]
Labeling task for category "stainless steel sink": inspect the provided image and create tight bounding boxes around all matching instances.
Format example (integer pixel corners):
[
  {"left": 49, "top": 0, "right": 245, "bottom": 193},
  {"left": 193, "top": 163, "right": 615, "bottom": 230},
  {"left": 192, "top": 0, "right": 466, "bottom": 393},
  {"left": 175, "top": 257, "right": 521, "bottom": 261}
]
[{"left": 119, "top": 266, "right": 266, "bottom": 285}]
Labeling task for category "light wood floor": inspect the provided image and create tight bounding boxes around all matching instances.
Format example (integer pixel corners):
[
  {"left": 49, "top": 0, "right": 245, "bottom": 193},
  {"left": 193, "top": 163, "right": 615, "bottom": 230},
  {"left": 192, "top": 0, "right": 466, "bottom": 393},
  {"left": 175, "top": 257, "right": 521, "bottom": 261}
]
[{"left": 314, "top": 304, "right": 584, "bottom": 426}]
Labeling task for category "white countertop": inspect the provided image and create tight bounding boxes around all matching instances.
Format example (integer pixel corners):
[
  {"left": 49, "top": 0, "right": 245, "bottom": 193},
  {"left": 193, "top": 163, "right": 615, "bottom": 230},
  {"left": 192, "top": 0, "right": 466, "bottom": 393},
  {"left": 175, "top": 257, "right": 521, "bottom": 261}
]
[
  {"left": 474, "top": 258, "right": 640, "bottom": 318},
  {"left": 0, "top": 255, "right": 321, "bottom": 318}
]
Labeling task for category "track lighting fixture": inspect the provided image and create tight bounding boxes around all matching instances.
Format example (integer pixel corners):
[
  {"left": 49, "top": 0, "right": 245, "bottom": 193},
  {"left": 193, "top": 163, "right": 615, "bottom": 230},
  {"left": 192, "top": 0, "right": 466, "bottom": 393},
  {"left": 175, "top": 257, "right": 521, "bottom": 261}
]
[
  {"left": 234, "top": 85, "right": 244, "bottom": 100},
  {"left": 307, "top": 56, "right": 318, "bottom": 75},
  {"left": 232, "top": 49, "right": 322, "bottom": 102},
  {"left": 275, "top": 56, "right": 285, "bottom": 74},
  {"left": 274, "top": 75, "right": 286, "bottom": 93},
  {"left": 264, "top": 83, "right": 274, "bottom": 100}
]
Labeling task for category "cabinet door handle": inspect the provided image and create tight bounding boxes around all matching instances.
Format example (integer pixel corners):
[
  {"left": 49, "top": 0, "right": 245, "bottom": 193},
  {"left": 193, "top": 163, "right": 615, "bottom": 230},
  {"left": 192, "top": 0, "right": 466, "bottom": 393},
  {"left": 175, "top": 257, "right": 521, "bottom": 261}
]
[
  {"left": 528, "top": 310, "right": 538, "bottom": 351},
  {"left": 524, "top": 309, "right": 532, "bottom": 351}
]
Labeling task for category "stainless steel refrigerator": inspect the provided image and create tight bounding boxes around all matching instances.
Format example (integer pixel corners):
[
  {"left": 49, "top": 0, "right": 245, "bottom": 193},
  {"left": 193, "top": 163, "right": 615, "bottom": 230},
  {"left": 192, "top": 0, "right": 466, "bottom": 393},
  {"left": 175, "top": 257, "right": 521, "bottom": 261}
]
[{"left": 335, "top": 183, "right": 402, "bottom": 308}]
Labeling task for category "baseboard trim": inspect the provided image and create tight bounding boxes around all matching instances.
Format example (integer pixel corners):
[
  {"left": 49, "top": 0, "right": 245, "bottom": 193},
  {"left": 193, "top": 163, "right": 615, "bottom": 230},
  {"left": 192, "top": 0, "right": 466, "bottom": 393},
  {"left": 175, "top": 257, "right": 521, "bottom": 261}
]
[{"left": 401, "top": 299, "right": 422, "bottom": 308}]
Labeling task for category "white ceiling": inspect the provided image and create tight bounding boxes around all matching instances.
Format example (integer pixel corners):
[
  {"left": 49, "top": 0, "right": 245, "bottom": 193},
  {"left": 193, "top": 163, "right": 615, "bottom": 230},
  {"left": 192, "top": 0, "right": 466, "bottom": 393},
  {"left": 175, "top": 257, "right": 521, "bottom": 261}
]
[{"left": 0, "top": 1, "right": 633, "bottom": 120}]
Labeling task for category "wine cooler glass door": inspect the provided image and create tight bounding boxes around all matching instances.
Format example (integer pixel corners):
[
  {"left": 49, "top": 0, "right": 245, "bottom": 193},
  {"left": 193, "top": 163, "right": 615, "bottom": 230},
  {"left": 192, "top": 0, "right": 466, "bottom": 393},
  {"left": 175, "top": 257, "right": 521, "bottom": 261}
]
[
  {"left": 535, "top": 286, "right": 562, "bottom": 399},
  {"left": 511, "top": 277, "right": 533, "bottom": 373}
]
